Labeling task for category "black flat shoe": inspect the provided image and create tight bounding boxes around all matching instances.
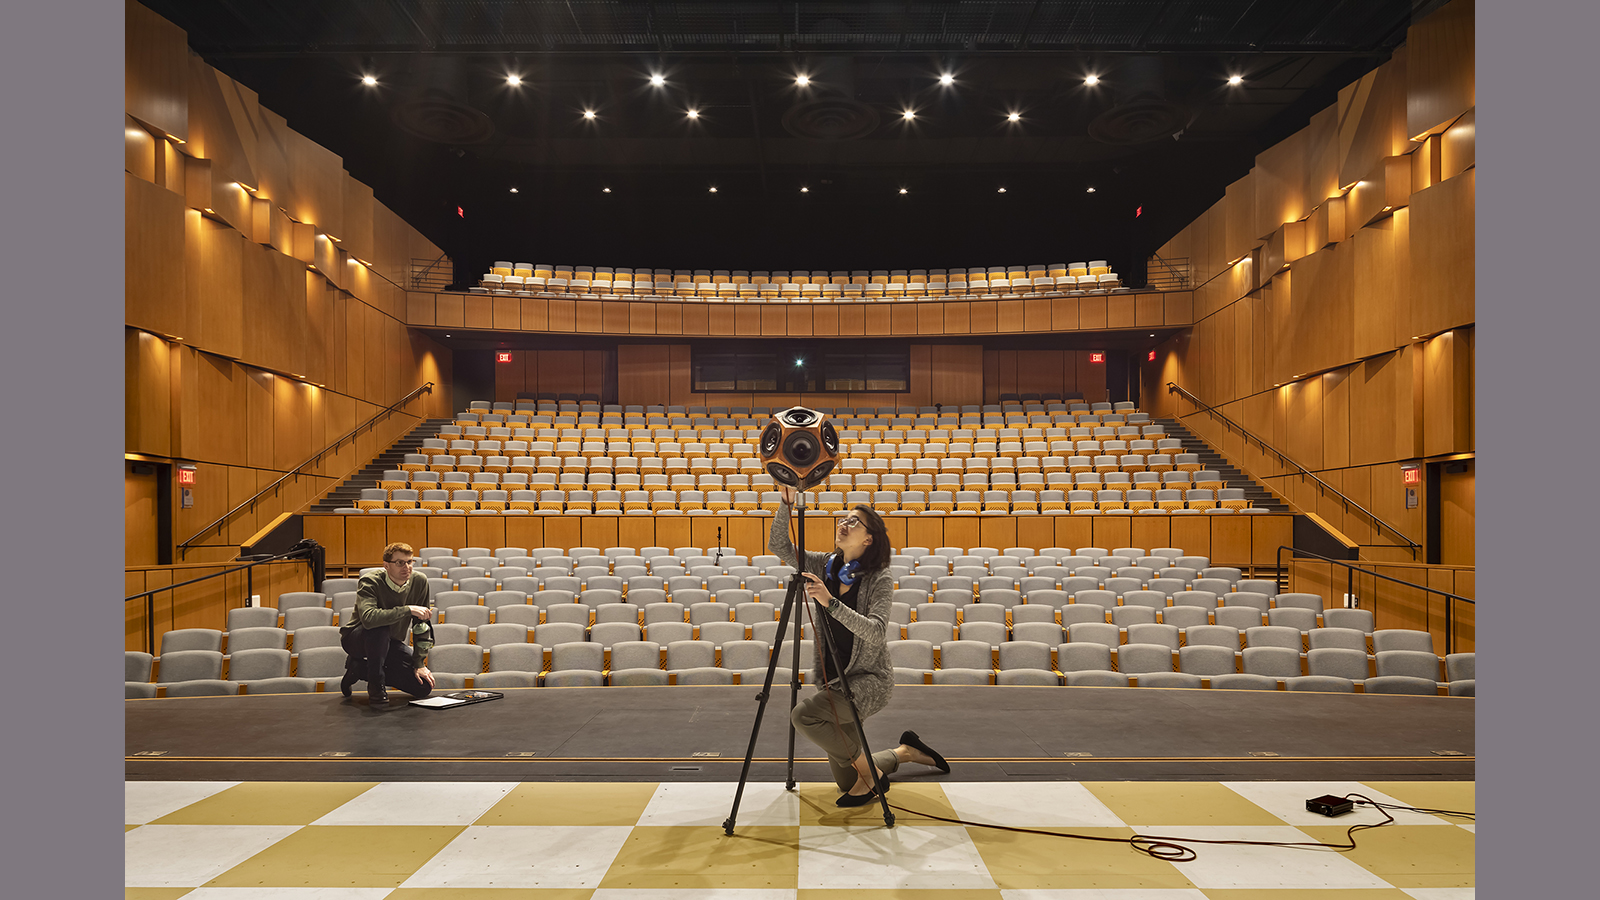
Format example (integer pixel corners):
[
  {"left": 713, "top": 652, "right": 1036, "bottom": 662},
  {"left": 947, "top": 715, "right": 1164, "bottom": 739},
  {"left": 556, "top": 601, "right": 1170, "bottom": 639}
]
[
  {"left": 339, "top": 672, "right": 358, "bottom": 698},
  {"left": 836, "top": 788, "right": 880, "bottom": 808},
  {"left": 900, "top": 730, "right": 951, "bottom": 773}
]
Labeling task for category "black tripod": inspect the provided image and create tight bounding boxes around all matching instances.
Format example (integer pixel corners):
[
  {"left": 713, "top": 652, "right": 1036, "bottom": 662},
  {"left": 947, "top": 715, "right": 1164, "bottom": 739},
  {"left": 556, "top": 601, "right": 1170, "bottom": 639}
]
[{"left": 723, "top": 491, "right": 894, "bottom": 833}]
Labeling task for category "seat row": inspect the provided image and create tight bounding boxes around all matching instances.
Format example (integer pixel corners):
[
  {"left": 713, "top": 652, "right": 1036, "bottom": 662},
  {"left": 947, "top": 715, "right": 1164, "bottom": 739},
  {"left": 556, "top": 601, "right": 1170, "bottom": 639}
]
[{"left": 476, "top": 263, "right": 1123, "bottom": 296}]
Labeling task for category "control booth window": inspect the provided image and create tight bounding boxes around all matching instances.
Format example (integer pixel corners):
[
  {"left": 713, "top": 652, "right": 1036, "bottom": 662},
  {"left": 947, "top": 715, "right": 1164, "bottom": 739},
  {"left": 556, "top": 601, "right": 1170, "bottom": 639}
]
[{"left": 692, "top": 344, "right": 910, "bottom": 393}]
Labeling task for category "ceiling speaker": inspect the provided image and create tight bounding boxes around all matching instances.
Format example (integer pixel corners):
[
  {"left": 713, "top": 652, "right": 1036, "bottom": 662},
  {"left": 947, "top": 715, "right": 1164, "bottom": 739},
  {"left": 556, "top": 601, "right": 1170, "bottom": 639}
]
[{"left": 759, "top": 406, "right": 839, "bottom": 490}]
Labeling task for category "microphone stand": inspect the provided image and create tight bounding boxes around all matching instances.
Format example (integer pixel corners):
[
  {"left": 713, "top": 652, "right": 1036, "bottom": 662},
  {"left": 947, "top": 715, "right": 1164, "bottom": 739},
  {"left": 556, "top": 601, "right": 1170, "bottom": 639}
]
[{"left": 724, "top": 488, "right": 894, "bottom": 833}]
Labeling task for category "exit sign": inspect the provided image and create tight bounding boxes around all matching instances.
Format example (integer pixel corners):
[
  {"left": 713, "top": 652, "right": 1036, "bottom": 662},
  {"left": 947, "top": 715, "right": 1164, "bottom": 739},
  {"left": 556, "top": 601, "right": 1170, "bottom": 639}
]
[
  {"left": 1147, "top": 350, "right": 1157, "bottom": 362},
  {"left": 496, "top": 352, "right": 513, "bottom": 363},
  {"left": 1401, "top": 464, "right": 1421, "bottom": 485},
  {"left": 1089, "top": 352, "right": 1105, "bottom": 364},
  {"left": 177, "top": 467, "right": 197, "bottom": 485}
]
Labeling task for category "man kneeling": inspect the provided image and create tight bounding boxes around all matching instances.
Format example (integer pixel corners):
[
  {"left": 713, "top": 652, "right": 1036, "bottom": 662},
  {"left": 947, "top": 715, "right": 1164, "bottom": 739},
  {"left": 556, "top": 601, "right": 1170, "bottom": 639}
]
[{"left": 339, "top": 542, "right": 436, "bottom": 705}]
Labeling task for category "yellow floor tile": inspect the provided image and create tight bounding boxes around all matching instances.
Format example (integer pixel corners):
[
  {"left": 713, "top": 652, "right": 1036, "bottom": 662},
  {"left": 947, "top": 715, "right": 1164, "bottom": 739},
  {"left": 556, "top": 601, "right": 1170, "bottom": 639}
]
[
  {"left": 1361, "top": 781, "right": 1476, "bottom": 816},
  {"left": 800, "top": 883, "right": 998, "bottom": 890},
  {"left": 385, "top": 883, "right": 595, "bottom": 890},
  {"left": 125, "top": 889, "right": 193, "bottom": 900},
  {"left": 1297, "top": 823, "right": 1475, "bottom": 887},
  {"left": 1203, "top": 883, "right": 1420, "bottom": 890},
  {"left": 149, "top": 782, "right": 378, "bottom": 826},
  {"left": 796, "top": 781, "right": 958, "bottom": 826},
  {"left": 1082, "top": 782, "right": 1285, "bottom": 826},
  {"left": 474, "top": 782, "right": 658, "bottom": 826},
  {"left": 963, "top": 825, "right": 1195, "bottom": 889},
  {"left": 598, "top": 825, "right": 799, "bottom": 889},
  {"left": 203, "top": 824, "right": 465, "bottom": 888}
]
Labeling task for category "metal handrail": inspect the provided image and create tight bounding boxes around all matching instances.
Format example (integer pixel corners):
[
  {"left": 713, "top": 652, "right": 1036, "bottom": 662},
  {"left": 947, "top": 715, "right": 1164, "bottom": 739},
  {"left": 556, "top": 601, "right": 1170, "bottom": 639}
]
[
  {"left": 125, "top": 549, "right": 314, "bottom": 654},
  {"left": 1147, "top": 253, "right": 1189, "bottom": 286},
  {"left": 177, "top": 382, "right": 434, "bottom": 557},
  {"left": 412, "top": 254, "right": 452, "bottom": 289},
  {"left": 1275, "top": 545, "right": 1473, "bottom": 655},
  {"left": 1167, "top": 382, "right": 1420, "bottom": 556}
]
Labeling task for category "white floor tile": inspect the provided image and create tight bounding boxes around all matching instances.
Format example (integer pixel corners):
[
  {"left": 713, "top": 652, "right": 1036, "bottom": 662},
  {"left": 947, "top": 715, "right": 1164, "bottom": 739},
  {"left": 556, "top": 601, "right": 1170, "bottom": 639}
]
[
  {"left": 125, "top": 780, "right": 241, "bottom": 825},
  {"left": 1220, "top": 781, "right": 1460, "bottom": 826},
  {"left": 178, "top": 883, "right": 393, "bottom": 890},
  {"left": 595, "top": 883, "right": 800, "bottom": 890},
  {"left": 998, "top": 883, "right": 1209, "bottom": 890},
  {"left": 942, "top": 782, "right": 1128, "bottom": 827},
  {"left": 124, "top": 824, "right": 301, "bottom": 887},
  {"left": 798, "top": 824, "right": 996, "bottom": 889},
  {"left": 398, "top": 825, "right": 633, "bottom": 889},
  {"left": 1151, "top": 825, "right": 1395, "bottom": 890},
  {"left": 1403, "top": 890, "right": 1475, "bottom": 899},
  {"left": 310, "top": 781, "right": 518, "bottom": 825},
  {"left": 638, "top": 782, "right": 800, "bottom": 826}
]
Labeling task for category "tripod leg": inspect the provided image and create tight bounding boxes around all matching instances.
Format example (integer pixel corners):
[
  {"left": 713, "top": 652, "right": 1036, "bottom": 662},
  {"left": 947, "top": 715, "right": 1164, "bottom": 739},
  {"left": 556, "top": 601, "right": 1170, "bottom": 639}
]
[
  {"left": 723, "top": 576, "right": 808, "bottom": 835},
  {"left": 814, "top": 610, "right": 896, "bottom": 828}
]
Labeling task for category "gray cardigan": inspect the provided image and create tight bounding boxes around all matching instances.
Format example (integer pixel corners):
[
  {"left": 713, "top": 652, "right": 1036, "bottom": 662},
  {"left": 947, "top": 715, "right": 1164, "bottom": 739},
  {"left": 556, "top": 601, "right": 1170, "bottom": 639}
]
[{"left": 768, "top": 502, "right": 894, "bottom": 719}]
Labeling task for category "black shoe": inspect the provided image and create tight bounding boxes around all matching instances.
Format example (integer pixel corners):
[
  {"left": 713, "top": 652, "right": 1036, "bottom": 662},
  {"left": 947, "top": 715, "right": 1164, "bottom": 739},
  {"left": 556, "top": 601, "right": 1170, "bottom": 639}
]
[
  {"left": 339, "top": 671, "right": 358, "bottom": 698},
  {"left": 367, "top": 687, "right": 390, "bottom": 706},
  {"left": 900, "top": 730, "right": 951, "bottom": 773},
  {"left": 836, "top": 787, "right": 881, "bottom": 808}
]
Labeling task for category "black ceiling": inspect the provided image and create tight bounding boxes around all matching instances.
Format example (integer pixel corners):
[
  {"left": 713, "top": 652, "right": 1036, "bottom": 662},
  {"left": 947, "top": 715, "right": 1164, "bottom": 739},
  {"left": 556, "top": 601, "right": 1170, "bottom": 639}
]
[{"left": 141, "top": 1, "right": 1429, "bottom": 286}]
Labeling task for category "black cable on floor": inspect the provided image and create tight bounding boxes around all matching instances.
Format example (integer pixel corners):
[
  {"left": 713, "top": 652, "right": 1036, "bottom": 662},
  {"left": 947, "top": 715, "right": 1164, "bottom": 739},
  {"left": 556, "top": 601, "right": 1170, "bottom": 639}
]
[{"left": 880, "top": 791, "right": 1470, "bottom": 862}]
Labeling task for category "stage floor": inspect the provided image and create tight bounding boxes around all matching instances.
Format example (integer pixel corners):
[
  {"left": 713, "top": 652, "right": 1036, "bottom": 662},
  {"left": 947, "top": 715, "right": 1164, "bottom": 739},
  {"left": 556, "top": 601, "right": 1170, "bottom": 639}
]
[
  {"left": 125, "top": 777, "right": 1476, "bottom": 896},
  {"left": 126, "top": 684, "right": 1475, "bottom": 783}
]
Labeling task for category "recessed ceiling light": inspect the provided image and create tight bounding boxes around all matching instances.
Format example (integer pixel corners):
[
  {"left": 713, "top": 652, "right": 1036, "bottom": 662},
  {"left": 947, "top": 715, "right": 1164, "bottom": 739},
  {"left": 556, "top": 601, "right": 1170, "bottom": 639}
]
[
  {"left": 997, "top": 187, "right": 1007, "bottom": 193},
  {"left": 1007, "top": 112, "right": 1021, "bottom": 122},
  {"left": 898, "top": 187, "right": 908, "bottom": 195},
  {"left": 1086, "top": 187, "right": 1096, "bottom": 193},
  {"left": 649, "top": 74, "right": 666, "bottom": 86},
  {"left": 902, "top": 109, "right": 916, "bottom": 120},
  {"left": 939, "top": 73, "right": 955, "bottom": 86},
  {"left": 506, "top": 74, "right": 522, "bottom": 86},
  {"left": 602, "top": 187, "right": 611, "bottom": 193},
  {"left": 799, "top": 186, "right": 809, "bottom": 193},
  {"left": 795, "top": 74, "right": 810, "bottom": 86},
  {"left": 1084, "top": 74, "right": 1100, "bottom": 86},
  {"left": 509, "top": 187, "right": 519, "bottom": 193},
  {"left": 361, "top": 74, "right": 377, "bottom": 86},
  {"left": 582, "top": 109, "right": 596, "bottom": 120},
  {"left": 1227, "top": 75, "right": 1244, "bottom": 86},
  {"left": 708, "top": 186, "right": 717, "bottom": 193},
  {"left": 686, "top": 109, "right": 699, "bottom": 119}
]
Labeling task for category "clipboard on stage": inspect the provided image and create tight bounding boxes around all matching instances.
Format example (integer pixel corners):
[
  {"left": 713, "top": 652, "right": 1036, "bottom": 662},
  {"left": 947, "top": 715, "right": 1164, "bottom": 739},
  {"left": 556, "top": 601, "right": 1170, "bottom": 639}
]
[{"left": 409, "top": 690, "right": 503, "bottom": 709}]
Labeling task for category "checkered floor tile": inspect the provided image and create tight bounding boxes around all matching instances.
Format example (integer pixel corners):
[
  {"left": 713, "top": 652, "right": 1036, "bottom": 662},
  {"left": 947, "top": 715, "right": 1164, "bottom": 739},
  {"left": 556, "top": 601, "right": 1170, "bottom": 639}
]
[{"left": 125, "top": 780, "right": 1474, "bottom": 898}]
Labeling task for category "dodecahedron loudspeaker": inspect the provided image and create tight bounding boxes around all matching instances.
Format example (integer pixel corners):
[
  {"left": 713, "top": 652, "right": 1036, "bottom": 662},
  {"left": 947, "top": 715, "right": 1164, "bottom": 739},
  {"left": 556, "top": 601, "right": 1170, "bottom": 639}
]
[{"left": 759, "top": 406, "right": 840, "bottom": 490}]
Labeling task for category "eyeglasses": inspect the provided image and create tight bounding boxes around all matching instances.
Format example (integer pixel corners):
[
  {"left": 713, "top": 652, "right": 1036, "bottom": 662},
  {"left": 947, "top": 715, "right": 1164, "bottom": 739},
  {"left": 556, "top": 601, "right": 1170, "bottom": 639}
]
[
  {"left": 384, "top": 558, "right": 415, "bottom": 567},
  {"left": 837, "top": 516, "right": 864, "bottom": 530}
]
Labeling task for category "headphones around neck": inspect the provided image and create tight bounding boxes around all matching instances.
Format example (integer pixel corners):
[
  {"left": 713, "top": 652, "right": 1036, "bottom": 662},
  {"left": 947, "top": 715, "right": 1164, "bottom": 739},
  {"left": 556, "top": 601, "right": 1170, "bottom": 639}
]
[{"left": 827, "top": 552, "right": 862, "bottom": 587}]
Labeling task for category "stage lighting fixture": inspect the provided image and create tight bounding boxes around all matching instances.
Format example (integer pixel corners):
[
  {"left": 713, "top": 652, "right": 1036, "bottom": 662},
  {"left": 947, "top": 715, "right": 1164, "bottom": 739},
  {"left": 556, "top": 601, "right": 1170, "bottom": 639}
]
[
  {"left": 602, "top": 187, "right": 612, "bottom": 193},
  {"left": 1087, "top": 187, "right": 1097, "bottom": 193},
  {"left": 583, "top": 109, "right": 597, "bottom": 119},
  {"left": 708, "top": 186, "right": 718, "bottom": 193},
  {"left": 650, "top": 73, "right": 666, "bottom": 86},
  {"left": 506, "top": 74, "right": 522, "bottom": 86},
  {"left": 1228, "top": 74, "right": 1244, "bottom": 85},
  {"left": 997, "top": 187, "right": 1007, "bottom": 193},
  {"left": 1007, "top": 112, "right": 1021, "bottom": 122},
  {"left": 686, "top": 108, "right": 700, "bottom": 119},
  {"left": 898, "top": 187, "right": 908, "bottom": 195},
  {"left": 939, "top": 73, "right": 955, "bottom": 85},
  {"left": 795, "top": 74, "right": 810, "bottom": 86},
  {"left": 800, "top": 187, "right": 809, "bottom": 193},
  {"left": 508, "top": 188, "right": 518, "bottom": 193},
  {"left": 1084, "top": 74, "right": 1100, "bottom": 86},
  {"left": 902, "top": 109, "right": 916, "bottom": 120},
  {"left": 759, "top": 407, "right": 840, "bottom": 491},
  {"left": 361, "top": 75, "right": 378, "bottom": 86}
]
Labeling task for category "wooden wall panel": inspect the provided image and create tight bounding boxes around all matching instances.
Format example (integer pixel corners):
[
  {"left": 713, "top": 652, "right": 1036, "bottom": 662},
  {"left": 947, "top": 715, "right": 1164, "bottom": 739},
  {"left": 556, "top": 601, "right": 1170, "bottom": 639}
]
[
  {"left": 1422, "top": 328, "right": 1474, "bottom": 457},
  {"left": 617, "top": 344, "right": 672, "bottom": 407},
  {"left": 1408, "top": 169, "right": 1474, "bottom": 339},
  {"left": 1337, "top": 51, "right": 1410, "bottom": 190},
  {"left": 1407, "top": 0, "right": 1476, "bottom": 138},
  {"left": 1254, "top": 127, "right": 1310, "bottom": 238},
  {"left": 1223, "top": 171, "right": 1258, "bottom": 263},
  {"left": 1351, "top": 209, "right": 1409, "bottom": 357},
  {"left": 1440, "top": 109, "right": 1474, "bottom": 180},
  {"left": 125, "top": 0, "right": 189, "bottom": 140},
  {"left": 127, "top": 174, "right": 190, "bottom": 339},
  {"left": 928, "top": 345, "right": 984, "bottom": 408},
  {"left": 127, "top": 329, "right": 173, "bottom": 457}
]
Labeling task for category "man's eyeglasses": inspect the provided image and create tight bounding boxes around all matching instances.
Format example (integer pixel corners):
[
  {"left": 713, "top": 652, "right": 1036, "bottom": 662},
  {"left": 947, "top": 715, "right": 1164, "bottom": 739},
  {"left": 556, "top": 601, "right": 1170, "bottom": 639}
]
[
  {"left": 384, "top": 558, "right": 415, "bottom": 567},
  {"left": 837, "top": 516, "right": 864, "bottom": 530}
]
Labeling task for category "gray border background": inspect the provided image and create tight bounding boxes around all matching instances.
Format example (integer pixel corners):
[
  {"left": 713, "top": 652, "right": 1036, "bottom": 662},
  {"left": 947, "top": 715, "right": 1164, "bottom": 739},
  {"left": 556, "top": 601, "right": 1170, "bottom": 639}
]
[{"left": 0, "top": 0, "right": 1581, "bottom": 892}]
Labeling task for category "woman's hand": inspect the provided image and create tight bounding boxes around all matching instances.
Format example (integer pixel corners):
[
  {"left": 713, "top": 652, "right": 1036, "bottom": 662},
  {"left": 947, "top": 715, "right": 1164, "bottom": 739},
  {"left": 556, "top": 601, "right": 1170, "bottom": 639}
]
[{"left": 801, "top": 572, "right": 834, "bottom": 607}]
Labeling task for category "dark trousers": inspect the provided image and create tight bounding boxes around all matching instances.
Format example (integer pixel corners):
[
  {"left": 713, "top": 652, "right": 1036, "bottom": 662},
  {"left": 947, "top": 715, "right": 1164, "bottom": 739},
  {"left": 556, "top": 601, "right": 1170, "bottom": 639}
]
[{"left": 341, "top": 627, "right": 433, "bottom": 699}]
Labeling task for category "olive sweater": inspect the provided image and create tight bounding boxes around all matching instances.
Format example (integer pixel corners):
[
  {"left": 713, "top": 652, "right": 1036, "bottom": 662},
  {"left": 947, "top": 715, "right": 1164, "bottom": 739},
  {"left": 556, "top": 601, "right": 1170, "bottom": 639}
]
[{"left": 353, "top": 571, "right": 434, "bottom": 668}]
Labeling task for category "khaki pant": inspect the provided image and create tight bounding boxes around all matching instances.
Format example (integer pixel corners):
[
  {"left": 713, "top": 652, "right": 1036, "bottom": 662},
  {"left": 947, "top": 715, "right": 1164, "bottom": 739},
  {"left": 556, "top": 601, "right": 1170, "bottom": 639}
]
[{"left": 791, "top": 687, "right": 899, "bottom": 791}]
